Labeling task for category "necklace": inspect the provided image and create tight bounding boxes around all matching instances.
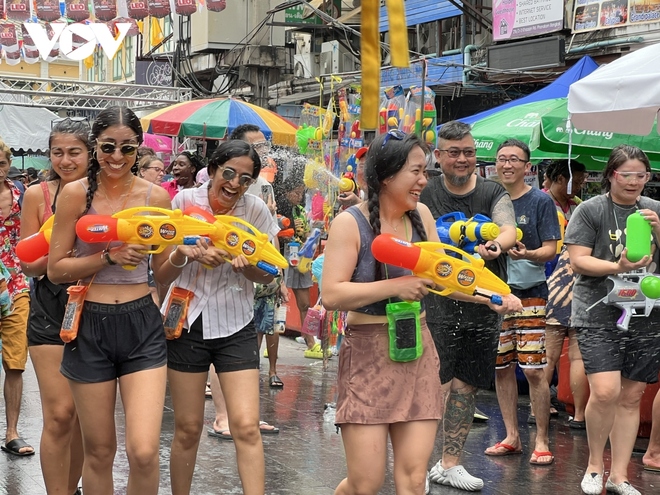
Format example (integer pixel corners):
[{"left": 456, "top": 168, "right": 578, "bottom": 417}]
[
  {"left": 98, "top": 177, "right": 136, "bottom": 214},
  {"left": 382, "top": 214, "right": 405, "bottom": 232}
]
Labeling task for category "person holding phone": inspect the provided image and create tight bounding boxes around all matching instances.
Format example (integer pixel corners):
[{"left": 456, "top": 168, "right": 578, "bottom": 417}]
[{"left": 322, "top": 131, "right": 521, "bottom": 495}]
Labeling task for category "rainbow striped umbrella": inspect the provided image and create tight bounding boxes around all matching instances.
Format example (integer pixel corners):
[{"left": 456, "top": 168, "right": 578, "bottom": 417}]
[{"left": 140, "top": 98, "right": 297, "bottom": 146}]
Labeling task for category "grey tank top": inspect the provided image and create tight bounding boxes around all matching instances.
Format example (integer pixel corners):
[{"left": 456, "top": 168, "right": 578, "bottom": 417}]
[
  {"left": 74, "top": 181, "right": 153, "bottom": 285},
  {"left": 346, "top": 205, "right": 422, "bottom": 316}
]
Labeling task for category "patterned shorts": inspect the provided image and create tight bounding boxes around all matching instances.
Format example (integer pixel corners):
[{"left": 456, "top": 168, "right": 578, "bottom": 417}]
[{"left": 496, "top": 297, "right": 547, "bottom": 369}]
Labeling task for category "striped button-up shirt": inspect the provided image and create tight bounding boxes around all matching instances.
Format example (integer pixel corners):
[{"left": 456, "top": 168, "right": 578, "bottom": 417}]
[{"left": 166, "top": 183, "right": 279, "bottom": 339}]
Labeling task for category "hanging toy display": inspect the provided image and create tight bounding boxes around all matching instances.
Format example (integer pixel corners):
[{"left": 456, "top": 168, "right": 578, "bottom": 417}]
[
  {"left": 378, "top": 85, "right": 406, "bottom": 134},
  {"left": 402, "top": 86, "right": 437, "bottom": 147},
  {"left": 296, "top": 103, "right": 325, "bottom": 156}
]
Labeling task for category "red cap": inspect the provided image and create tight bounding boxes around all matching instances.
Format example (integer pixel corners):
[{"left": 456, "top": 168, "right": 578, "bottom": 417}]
[{"left": 355, "top": 147, "right": 368, "bottom": 160}]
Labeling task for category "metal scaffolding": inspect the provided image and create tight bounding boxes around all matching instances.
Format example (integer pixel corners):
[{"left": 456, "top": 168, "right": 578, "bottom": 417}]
[{"left": 0, "top": 76, "right": 192, "bottom": 112}]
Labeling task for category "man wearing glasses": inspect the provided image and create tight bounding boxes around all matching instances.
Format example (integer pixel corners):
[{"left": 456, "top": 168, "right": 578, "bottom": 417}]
[
  {"left": 420, "top": 121, "right": 518, "bottom": 491},
  {"left": 484, "top": 139, "right": 560, "bottom": 466}
]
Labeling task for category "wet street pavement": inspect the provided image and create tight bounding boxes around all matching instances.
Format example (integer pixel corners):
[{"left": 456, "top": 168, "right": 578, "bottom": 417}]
[{"left": 1, "top": 335, "right": 659, "bottom": 494}]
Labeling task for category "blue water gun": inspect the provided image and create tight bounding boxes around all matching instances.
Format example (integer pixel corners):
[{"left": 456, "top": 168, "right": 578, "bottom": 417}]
[
  {"left": 298, "top": 228, "right": 322, "bottom": 274},
  {"left": 436, "top": 212, "right": 500, "bottom": 254}
]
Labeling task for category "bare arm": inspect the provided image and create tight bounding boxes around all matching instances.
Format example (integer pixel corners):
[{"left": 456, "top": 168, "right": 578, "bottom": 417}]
[
  {"left": 490, "top": 195, "right": 517, "bottom": 251},
  {"left": 568, "top": 244, "right": 650, "bottom": 277},
  {"left": 19, "top": 185, "right": 49, "bottom": 277},
  {"left": 47, "top": 181, "right": 107, "bottom": 284},
  {"left": 509, "top": 239, "right": 558, "bottom": 263},
  {"left": 321, "top": 211, "right": 433, "bottom": 311}
]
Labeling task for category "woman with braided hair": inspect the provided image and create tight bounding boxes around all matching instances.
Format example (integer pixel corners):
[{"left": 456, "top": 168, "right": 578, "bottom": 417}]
[
  {"left": 47, "top": 107, "right": 205, "bottom": 495},
  {"left": 322, "top": 131, "right": 520, "bottom": 495}
]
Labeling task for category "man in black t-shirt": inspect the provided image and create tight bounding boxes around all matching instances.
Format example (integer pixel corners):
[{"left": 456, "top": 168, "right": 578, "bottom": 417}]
[{"left": 421, "top": 121, "right": 518, "bottom": 491}]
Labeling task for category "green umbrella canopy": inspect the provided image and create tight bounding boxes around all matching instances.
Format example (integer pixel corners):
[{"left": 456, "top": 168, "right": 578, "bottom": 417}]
[
  {"left": 532, "top": 98, "right": 660, "bottom": 164},
  {"left": 469, "top": 98, "right": 605, "bottom": 170}
]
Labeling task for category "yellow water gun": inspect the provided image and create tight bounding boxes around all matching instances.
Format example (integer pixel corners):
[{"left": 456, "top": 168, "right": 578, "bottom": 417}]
[
  {"left": 371, "top": 234, "right": 511, "bottom": 304},
  {"left": 75, "top": 207, "right": 288, "bottom": 275}
]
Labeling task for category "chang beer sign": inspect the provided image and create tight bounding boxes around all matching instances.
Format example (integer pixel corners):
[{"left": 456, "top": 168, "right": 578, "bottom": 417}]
[{"left": 24, "top": 22, "right": 131, "bottom": 61}]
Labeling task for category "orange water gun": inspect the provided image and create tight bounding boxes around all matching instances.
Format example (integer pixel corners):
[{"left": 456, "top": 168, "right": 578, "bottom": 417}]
[{"left": 16, "top": 215, "right": 54, "bottom": 263}]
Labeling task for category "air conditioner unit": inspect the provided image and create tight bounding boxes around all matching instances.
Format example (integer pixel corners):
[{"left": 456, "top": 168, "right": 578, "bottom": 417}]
[
  {"left": 320, "top": 40, "right": 356, "bottom": 74},
  {"left": 293, "top": 53, "right": 319, "bottom": 78}
]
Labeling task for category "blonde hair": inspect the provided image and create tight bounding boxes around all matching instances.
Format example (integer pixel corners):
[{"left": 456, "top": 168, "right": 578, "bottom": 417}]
[{"left": 0, "top": 139, "right": 12, "bottom": 164}]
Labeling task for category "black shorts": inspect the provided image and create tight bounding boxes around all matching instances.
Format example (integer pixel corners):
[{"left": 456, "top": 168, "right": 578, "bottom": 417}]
[
  {"left": 167, "top": 316, "right": 260, "bottom": 374},
  {"left": 27, "top": 277, "right": 69, "bottom": 347},
  {"left": 576, "top": 326, "right": 660, "bottom": 384},
  {"left": 60, "top": 295, "right": 167, "bottom": 383},
  {"left": 426, "top": 294, "right": 500, "bottom": 390}
]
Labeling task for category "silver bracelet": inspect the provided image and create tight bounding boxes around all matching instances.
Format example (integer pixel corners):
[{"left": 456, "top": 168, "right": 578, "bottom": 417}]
[{"left": 168, "top": 249, "right": 188, "bottom": 268}]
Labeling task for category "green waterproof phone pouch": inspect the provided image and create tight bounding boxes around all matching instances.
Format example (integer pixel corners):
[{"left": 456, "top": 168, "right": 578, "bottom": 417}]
[{"left": 386, "top": 300, "right": 423, "bottom": 362}]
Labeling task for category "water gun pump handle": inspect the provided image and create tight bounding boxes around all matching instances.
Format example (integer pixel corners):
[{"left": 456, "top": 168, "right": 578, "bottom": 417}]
[{"left": 256, "top": 261, "right": 279, "bottom": 276}]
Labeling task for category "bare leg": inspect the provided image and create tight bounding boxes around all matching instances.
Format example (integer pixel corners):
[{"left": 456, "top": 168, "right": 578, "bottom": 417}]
[
  {"left": 525, "top": 367, "right": 552, "bottom": 463},
  {"left": 69, "top": 380, "right": 118, "bottom": 495},
  {"left": 209, "top": 367, "right": 229, "bottom": 432},
  {"left": 643, "top": 391, "right": 660, "bottom": 469},
  {"left": 334, "top": 424, "right": 389, "bottom": 495},
  {"left": 485, "top": 365, "right": 522, "bottom": 453},
  {"left": 391, "top": 420, "right": 438, "bottom": 494},
  {"left": 608, "top": 378, "right": 646, "bottom": 485},
  {"left": 583, "top": 371, "right": 621, "bottom": 475},
  {"left": 219, "top": 369, "right": 265, "bottom": 495},
  {"left": 168, "top": 369, "right": 207, "bottom": 495},
  {"left": 264, "top": 333, "right": 279, "bottom": 377},
  {"left": 4, "top": 370, "right": 31, "bottom": 452},
  {"left": 120, "top": 366, "right": 167, "bottom": 495},
  {"left": 567, "top": 330, "right": 588, "bottom": 422},
  {"left": 543, "top": 325, "right": 565, "bottom": 387},
  {"left": 30, "top": 345, "right": 83, "bottom": 494}
]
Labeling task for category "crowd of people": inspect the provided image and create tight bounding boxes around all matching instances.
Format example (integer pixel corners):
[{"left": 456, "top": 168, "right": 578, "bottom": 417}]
[{"left": 0, "top": 109, "right": 659, "bottom": 495}]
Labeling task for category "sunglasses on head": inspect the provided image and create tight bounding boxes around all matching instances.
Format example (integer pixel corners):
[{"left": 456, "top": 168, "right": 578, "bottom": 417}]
[
  {"left": 220, "top": 166, "right": 254, "bottom": 187},
  {"left": 381, "top": 129, "right": 406, "bottom": 148},
  {"left": 98, "top": 142, "right": 139, "bottom": 156}
]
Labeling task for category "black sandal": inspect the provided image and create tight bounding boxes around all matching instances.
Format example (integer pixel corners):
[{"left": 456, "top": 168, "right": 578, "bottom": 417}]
[{"left": 269, "top": 375, "right": 284, "bottom": 388}]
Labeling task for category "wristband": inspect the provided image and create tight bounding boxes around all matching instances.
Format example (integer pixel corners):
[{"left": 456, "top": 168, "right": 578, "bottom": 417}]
[
  {"left": 102, "top": 249, "right": 116, "bottom": 266},
  {"left": 169, "top": 249, "right": 188, "bottom": 268}
]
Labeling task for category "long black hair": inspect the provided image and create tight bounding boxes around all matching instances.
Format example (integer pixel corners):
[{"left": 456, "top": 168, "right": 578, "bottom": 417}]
[
  {"left": 364, "top": 132, "right": 429, "bottom": 243},
  {"left": 83, "top": 107, "right": 143, "bottom": 215},
  {"left": 47, "top": 118, "right": 91, "bottom": 181}
]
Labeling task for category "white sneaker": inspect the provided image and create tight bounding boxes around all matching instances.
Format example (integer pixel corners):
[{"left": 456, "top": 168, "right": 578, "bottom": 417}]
[
  {"left": 581, "top": 472, "right": 604, "bottom": 495},
  {"left": 295, "top": 336, "right": 306, "bottom": 345},
  {"left": 605, "top": 479, "right": 641, "bottom": 495},
  {"left": 425, "top": 472, "right": 430, "bottom": 494},
  {"left": 428, "top": 462, "right": 483, "bottom": 491}
]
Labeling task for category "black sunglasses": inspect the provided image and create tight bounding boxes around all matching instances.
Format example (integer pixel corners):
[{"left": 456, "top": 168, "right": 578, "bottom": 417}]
[
  {"left": 381, "top": 129, "right": 406, "bottom": 148},
  {"left": 98, "top": 142, "right": 139, "bottom": 156},
  {"left": 220, "top": 167, "right": 254, "bottom": 187}
]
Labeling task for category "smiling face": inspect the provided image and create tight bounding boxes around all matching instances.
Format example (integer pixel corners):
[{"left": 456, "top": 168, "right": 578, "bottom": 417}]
[
  {"left": 171, "top": 154, "right": 195, "bottom": 186},
  {"left": 50, "top": 132, "right": 89, "bottom": 184},
  {"left": 209, "top": 155, "right": 255, "bottom": 212},
  {"left": 95, "top": 125, "right": 139, "bottom": 178},
  {"left": 382, "top": 145, "right": 428, "bottom": 209},
  {"left": 435, "top": 134, "right": 477, "bottom": 187},
  {"left": 495, "top": 145, "right": 530, "bottom": 187}
]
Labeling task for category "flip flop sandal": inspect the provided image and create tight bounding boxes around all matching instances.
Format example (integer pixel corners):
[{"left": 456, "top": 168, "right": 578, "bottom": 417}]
[
  {"left": 485, "top": 442, "right": 523, "bottom": 456},
  {"left": 529, "top": 450, "right": 554, "bottom": 465},
  {"left": 259, "top": 421, "right": 280, "bottom": 435},
  {"left": 207, "top": 429, "right": 233, "bottom": 441}
]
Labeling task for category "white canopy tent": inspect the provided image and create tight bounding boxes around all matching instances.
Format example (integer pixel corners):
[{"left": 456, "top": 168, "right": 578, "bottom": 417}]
[
  {"left": 568, "top": 42, "right": 660, "bottom": 135},
  {"left": 0, "top": 85, "right": 59, "bottom": 154}
]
